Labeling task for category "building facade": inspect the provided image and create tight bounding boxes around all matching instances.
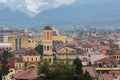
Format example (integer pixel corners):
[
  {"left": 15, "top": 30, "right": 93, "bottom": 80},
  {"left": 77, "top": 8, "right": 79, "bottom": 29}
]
[{"left": 42, "top": 26, "right": 53, "bottom": 63}]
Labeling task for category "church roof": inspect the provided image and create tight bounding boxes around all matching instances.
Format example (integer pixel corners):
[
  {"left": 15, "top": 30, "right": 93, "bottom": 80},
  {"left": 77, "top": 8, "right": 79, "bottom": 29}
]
[
  {"left": 24, "top": 49, "right": 40, "bottom": 56},
  {"left": 13, "top": 68, "right": 37, "bottom": 79},
  {"left": 43, "top": 26, "right": 52, "bottom": 30},
  {"left": 12, "top": 48, "right": 29, "bottom": 54},
  {"left": 7, "top": 57, "right": 23, "bottom": 68}
]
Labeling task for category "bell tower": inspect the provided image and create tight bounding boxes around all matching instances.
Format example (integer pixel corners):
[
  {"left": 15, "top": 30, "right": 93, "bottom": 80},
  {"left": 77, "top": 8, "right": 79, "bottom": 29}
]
[{"left": 42, "top": 26, "right": 53, "bottom": 63}]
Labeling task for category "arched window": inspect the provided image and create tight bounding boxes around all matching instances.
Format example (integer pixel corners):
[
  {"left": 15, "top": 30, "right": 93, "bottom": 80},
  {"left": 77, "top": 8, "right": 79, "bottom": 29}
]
[
  {"left": 31, "top": 57, "right": 33, "bottom": 61},
  {"left": 36, "top": 58, "right": 37, "bottom": 61},
  {"left": 49, "top": 58, "right": 51, "bottom": 63},
  {"left": 66, "top": 49, "right": 68, "bottom": 52},
  {"left": 47, "top": 46, "right": 49, "bottom": 51},
  {"left": 45, "top": 58, "right": 47, "bottom": 62}
]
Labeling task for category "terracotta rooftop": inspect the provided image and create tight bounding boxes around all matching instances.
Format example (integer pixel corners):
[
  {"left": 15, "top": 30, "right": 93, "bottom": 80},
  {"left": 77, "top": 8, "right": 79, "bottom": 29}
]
[
  {"left": 7, "top": 57, "right": 23, "bottom": 68},
  {"left": 83, "top": 66, "right": 98, "bottom": 78},
  {"left": 43, "top": 26, "right": 52, "bottom": 30},
  {"left": 94, "top": 57, "right": 116, "bottom": 64},
  {"left": 13, "top": 68, "right": 37, "bottom": 79},
  {"left": 24, "top": 49, "right": 40, "bottom": 56},
  {"left": 81, "top": 44, "right": 92, "bottom": 48},
  {"left": 92, "top": 45, "right": 110, "bottom": 51},
  {"left": 114, "top": 49, "right": 120, "bottom": 55}
]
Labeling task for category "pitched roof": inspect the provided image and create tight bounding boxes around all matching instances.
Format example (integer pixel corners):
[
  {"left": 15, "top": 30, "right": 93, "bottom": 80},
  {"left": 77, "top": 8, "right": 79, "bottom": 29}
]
[
  {"left": 13, "top": 68, "right": 37, "bottom": 79},
  {"left": 12, "top": 48, "right": 29, "bottom": 54},
  {"left": 90, "top": 55, "right": 108, "bottom": 64},
  {"left": 7, "top": 57, "right": 23, "bottom": 68},
  {"left": 114, "top": 49, "right": 120, "bottom": 55},
  {"left": 81, "top": 44, "right": 92, "bottom": 48},
  {"left": 83, "top": 66, "right": 98, "bottom": 78},
  {"left": 94, "top": 57, "right": 116, "bottom": 64},
  {"left": 24, "top": 49, "right": 40, "bottom": 56},
  {"left": 43, "top": 26, "right": 52, "bottom": 30}
]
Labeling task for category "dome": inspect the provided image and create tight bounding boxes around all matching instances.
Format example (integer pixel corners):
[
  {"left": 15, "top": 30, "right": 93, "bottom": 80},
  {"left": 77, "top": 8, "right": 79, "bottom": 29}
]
[{"left": 43, "top": 26, "right": 52, "bottom": 30}]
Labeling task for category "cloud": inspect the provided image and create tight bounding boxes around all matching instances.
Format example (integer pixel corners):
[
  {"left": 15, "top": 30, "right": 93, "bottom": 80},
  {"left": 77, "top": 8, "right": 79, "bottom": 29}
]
[
  {"left": 0, "top": 0, "right": 6, "bottom": 3},
  {"left": 0, "top": 0, "right": 77, "bottom": 16},
  {"left": 53, "top": 0, "right": 76, "bottom": 8},
  {"left": 25, "top": 0, "right": 48, "bottom": 13}
]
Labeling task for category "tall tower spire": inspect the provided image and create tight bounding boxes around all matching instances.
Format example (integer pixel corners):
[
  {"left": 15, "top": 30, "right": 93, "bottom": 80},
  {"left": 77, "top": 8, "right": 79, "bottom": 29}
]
[{"left": 42, "top": 26, "right": 53, "bottom": 63}]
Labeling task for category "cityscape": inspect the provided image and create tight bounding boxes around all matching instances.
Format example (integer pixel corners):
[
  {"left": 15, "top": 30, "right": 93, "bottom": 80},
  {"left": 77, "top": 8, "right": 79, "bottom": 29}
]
[{"left": 0, "top": 0, "right": 120, "bottom": 80}]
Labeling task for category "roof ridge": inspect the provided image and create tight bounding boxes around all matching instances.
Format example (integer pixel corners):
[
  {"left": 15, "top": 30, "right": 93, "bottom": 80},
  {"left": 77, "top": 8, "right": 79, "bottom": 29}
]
[{"left": 16, "top": 68, "right": 34, "bottom": 79}]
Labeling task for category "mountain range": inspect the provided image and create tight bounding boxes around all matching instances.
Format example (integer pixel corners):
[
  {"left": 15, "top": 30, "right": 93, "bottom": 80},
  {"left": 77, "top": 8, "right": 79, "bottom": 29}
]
[{"left": 0, "top": 1, "right": 120, "bottom": 28}]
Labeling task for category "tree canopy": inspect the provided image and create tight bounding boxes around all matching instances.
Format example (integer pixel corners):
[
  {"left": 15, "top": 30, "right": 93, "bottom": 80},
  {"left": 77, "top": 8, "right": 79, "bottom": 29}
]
[
  {"left": 34, "top": 44, "right": 43, "bottom": 55},
  {"left": 0, "top": 50, "right": 12, "bottom": 79},
  {"left": 37, "top": 58, "right": 93, "bottom": 80}
]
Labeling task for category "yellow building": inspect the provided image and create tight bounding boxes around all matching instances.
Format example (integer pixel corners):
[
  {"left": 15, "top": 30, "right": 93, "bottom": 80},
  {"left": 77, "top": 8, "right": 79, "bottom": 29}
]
[
  {"left": 23, "top": 49, "right": 41, "bottom": 68},
  {"left": 53, "top": 36, "right": 66, "bottom": 43},
  {"left": 114, "top": 49, "right": 120, "bottom": 61},
  {"left": 8, "top": 35, "right": 38, "bottom": 51},
  {"left": 56, "top": 46, "right": 77, "bottom": 64},
  {"left": 42, "top": 26, "right": 54, "bottom": 63}
]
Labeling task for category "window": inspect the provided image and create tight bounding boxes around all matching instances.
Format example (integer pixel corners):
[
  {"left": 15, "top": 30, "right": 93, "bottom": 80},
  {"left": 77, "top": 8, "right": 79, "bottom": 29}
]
[
  {"left": 114, "top": 56, "right": 116, "bottom": 58},
  {"left": 45, "top": 58, "right": 47, "bottom": 61},
  {"left": 36, "top": 58, "right": 37, "bottom": 61},
  {"left": 19, "top": 55, "right": 22, "bottom": 57},
  {"left": 10, "top": 70, "right": 13, "bottom": 72},
  {"left": 66, "top": 49, "right": 68, "bottom": 52},
  {"left": 47, "top": 46, "right": 49, "bottom": 51},
  {"left": 28, "top": 40, "right": 31, "bottom": 43},
  {"left": 19, "top": 64, "right": 21, "bottom": 68},
  {"left": 31, "top": 57, "right": 33, "bottom": 61},
  {"left": 117, "top": 56, "right": 119, "bottom": 59},
  {"left": 49, "top": 58, "right": 51, "bottom": 63}
]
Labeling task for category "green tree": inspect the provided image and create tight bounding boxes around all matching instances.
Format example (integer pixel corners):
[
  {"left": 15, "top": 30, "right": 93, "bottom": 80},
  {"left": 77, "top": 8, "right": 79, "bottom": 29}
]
[
  {"left": 84, "top": 70, "right": 92, "bottom": 80},
  {"left": 35, "top": 45, "right": 43, "bottom": 55},
  {"left": 37, "top": 59, "right": 93, "bottom": 80},
  {"left": 0, "top": 50, "right": 11, "bottom": 79},
  {"left": 37, "top": 62, "right": 76, "bottom": 80},
  {"left": 74, "top": 58, "right": 83, "bottom": 75},
  {"left": 2, "top": 50, "right": 12, "bottom": 59},
  {"left": 37, "top": 61, "right": 49, "bottom": 80}
]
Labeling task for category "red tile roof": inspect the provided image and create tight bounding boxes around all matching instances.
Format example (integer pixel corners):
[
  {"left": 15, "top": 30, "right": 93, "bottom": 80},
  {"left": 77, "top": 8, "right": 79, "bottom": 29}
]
[
  {"left": 83, "top": 66, "right": 98, "bottom": 78},
  {"left": 13, "top": 68, "right": 37, "bottom": 79},
  {"left": 43, "top": 26, "right": 52, "bottom": 30},
  {"left": 114, "top": 49, "right": 120, "bottom": 55},
  {"left": 81, "top": 44, "right": 92, "bottom": 48},
  {"left": 7, "top": 57, "right": 23, "bottom": 68},
  {"left": 94, "top": 57, "right": 116, "bottom": 64},
  {"left": 92, "top": 45, "right": 110, "bottom": 51},
  {"left": 24, "top": 49, "right": 40, "bottom": 56}
]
